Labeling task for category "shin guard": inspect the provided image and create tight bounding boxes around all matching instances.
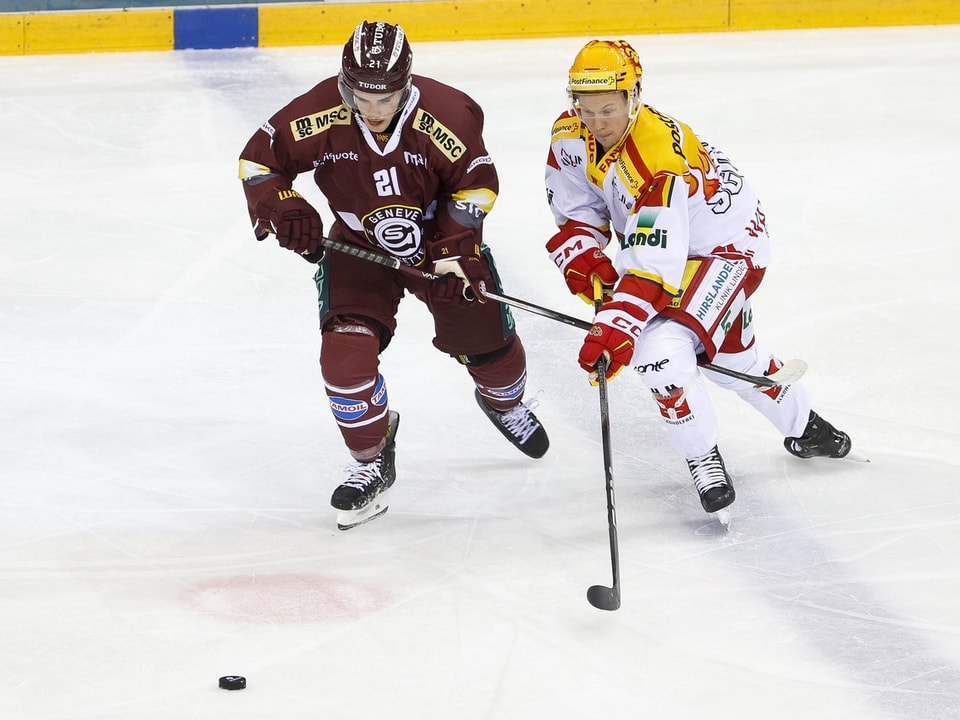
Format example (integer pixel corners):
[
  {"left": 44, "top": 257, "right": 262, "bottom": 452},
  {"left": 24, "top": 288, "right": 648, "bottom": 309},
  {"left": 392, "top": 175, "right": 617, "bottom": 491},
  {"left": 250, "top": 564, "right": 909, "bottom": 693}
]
[
  {"left": 464, "top": 338, "right": 528, "bottom": 412},
  {"left": 320, "top": 321, "right": 390, "bottom": 460},
  {"left": 707, "top": 344, "right": 812, "bottom": 438}
]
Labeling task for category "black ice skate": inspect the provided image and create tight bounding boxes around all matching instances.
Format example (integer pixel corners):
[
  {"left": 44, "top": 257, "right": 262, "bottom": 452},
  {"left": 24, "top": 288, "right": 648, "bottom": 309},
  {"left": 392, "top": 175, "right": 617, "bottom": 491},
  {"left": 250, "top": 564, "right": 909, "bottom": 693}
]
[
  {"left": 474, "top": 390, "right": 549, "bottom": 459},
  {"left": 784, "top": 411, "right": 851, "bottom": 459},
  {"left": 686, "top": 446, "right": 736, "bottom": 513},
  {"left": 331, "top": 411, "right": 400, "bottom": 531}
]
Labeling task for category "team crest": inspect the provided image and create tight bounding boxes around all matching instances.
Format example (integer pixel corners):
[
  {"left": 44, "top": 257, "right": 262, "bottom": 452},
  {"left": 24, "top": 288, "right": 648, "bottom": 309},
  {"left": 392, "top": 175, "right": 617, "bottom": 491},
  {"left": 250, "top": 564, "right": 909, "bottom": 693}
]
[{"left": 362, "top": 205, "right": 425, "bottom": 264}]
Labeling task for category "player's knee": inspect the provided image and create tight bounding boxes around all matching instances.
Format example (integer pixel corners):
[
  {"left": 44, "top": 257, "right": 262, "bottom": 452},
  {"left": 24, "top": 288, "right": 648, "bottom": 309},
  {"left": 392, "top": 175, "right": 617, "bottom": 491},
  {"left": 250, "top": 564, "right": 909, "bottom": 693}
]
[
  {"left": 454, "top": 337, "right": 520, "bottom": 367},
  {"left": 320, "top": 315, "right": 381, "bottom": 387},
  {"left": 634, "top": 322, "right": 700, "bottom": 390}
]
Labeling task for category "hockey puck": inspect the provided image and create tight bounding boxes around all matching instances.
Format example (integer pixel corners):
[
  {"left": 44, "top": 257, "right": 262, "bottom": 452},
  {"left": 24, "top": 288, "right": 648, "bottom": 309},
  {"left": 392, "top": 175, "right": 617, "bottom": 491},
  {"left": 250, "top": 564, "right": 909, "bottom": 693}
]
[{"left": 218, "top": 675, "right": 246, "bottom": 691}]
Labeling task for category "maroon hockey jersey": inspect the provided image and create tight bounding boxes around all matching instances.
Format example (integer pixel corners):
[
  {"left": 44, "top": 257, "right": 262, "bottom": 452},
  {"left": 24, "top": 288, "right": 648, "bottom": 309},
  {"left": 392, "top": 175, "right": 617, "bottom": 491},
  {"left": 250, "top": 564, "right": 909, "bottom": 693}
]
[{"left": 239, "top": 75, "right": 498, "bottom": 268}]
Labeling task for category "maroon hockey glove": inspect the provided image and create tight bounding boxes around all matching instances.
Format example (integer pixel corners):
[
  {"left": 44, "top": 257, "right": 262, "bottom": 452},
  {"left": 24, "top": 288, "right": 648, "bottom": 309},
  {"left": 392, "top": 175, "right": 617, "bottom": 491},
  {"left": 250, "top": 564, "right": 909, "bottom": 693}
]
[
  {"left": 428, "top": 231, "right": 493, "bottom": 302},
  {"left": 578, "top": 302, "right": 648, "bottom": 382},
  {"left": 255, "top": 189, "right": 324, "bottom": 258},
  {"left": 546, "top": 222, "right": 618, "bottom": 304}
]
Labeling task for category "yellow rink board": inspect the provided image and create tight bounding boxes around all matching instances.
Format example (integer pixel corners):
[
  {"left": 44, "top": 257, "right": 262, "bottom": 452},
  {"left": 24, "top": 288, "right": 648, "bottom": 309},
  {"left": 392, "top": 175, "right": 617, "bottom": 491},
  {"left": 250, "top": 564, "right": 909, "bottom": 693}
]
[
  {"left": 258, "top": 0, "right": 960, "bottom": 45},
  {"left": 729, "top": 0, "right": 960, "bottom": 29},
  {"left": 258, "top": 0, "right": 730, "bottom": 46},
  {"left": 2, "top": 9, "right": 173, "bottom": 55},
  {"left": 1, "top": 0, "right": 959, "bottom": 56}
]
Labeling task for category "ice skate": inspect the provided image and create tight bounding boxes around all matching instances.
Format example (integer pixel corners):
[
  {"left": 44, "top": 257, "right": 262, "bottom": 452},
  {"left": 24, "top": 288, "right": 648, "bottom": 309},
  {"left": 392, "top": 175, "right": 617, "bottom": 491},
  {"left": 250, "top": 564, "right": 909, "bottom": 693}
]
[
  {"left": 784, "top": 411, "right": 852, "bottom": 459},
  {"left": 686, "top": 446, "right": 736, "bottom": 513},
  {"left": 474, "top": 390, "right": 549, "bottom": 459},
  {"left": 331, "top": 411, "right": 400, "bottom": 531}
]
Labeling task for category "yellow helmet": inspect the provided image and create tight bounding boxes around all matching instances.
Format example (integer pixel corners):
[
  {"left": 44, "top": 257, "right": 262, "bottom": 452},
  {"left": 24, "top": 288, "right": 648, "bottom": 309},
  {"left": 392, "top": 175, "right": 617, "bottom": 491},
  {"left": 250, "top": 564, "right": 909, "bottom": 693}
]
[{"left": 568, "top": 40, "right": 643, "bottom": 96}]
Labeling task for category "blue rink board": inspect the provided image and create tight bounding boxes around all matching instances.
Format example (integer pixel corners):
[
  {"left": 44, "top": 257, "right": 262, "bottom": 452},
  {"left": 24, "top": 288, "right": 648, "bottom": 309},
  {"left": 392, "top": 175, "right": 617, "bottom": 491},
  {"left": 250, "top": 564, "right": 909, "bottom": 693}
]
[{"left": 173, "top": 6, "right": 258, "bottom": 50}]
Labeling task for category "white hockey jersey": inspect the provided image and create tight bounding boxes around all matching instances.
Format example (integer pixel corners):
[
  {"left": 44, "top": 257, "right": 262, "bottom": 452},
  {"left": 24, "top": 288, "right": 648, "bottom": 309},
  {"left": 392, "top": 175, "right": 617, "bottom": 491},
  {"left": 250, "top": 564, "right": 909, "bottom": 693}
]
[{"left": 545, "top": 105, "right": 772, "bottom": 313}]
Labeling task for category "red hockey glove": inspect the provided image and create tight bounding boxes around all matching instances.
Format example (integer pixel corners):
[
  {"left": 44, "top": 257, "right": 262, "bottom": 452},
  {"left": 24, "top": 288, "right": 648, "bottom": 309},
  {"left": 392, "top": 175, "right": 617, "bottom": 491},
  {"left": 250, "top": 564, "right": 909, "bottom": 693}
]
[
  {"left": 428, "top": 231, "right": 493, "bottom": 302},
  {"left": 255, "top": 189, "right": 324, "bottom": 258},
  {"left": 578, "top": 302, "right": 648, "bottom": 382},
  {"left": 546, "top": 222, "right": 618, "bottom": 304}
]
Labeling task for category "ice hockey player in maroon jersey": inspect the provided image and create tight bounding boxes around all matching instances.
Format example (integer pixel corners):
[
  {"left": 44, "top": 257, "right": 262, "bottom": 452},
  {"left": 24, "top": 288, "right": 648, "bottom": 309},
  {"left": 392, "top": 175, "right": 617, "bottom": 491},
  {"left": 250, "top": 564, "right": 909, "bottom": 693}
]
[{"left": 238, "top": 21, "right": 549, "bottom": 530}]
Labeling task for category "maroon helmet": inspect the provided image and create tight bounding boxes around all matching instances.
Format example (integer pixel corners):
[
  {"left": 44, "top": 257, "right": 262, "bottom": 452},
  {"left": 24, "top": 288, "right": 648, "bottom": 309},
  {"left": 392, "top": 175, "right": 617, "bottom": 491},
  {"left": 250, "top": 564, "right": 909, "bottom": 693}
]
[{"left": 338, "top": 21, "right": 413, "bottom": 112}]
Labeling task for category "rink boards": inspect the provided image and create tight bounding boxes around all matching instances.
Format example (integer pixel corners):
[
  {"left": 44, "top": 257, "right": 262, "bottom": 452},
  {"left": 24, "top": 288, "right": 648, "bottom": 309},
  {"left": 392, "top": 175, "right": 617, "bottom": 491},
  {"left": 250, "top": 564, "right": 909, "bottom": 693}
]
[{"left": 2, "top": 0, "right": 959, "bottom": 55}]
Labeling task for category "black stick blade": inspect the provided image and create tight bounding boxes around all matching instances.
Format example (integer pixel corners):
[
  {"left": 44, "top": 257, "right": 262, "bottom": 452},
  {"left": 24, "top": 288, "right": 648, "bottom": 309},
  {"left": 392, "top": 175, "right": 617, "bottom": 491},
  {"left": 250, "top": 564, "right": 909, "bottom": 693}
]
[{"left": 587, "top": 584, "right": 620, "bottom": 611}]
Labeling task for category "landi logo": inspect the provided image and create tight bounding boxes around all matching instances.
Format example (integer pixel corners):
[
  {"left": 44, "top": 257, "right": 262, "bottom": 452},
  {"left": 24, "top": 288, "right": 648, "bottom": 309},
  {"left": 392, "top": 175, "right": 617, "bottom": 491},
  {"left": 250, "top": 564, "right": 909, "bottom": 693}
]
[
  {"left": 620, "top": 208, "right": 666, "bottom": 249},
  {"left": 621, "top": 228, "right": 668, "bottom": 249}
]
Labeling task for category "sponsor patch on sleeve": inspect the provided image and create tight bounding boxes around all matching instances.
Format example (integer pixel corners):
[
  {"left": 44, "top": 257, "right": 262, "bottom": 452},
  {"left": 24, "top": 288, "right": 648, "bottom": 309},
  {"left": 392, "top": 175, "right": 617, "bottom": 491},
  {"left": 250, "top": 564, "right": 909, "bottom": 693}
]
[
  {"left": 289, "top": 105, "right": 352, "bottom": 141},
  {"left": 551, "top": 116, "right": 581, "bottom": 139},
  {"left": 413, "top": 109, "right": 466, "bottom": 161}
]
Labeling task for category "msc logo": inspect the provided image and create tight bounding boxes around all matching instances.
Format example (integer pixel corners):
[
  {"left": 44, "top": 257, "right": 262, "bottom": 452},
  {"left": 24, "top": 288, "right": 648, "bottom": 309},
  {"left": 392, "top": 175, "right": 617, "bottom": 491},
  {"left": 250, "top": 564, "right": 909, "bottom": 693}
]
[
  {"left": 414, "top": 109, "right": 465, "bottom": 161},
  {"left": 290, "top": 105, "right": 351, "bottom": 141},
  {"left": 621, "top": 228, "right": 668, "bottom": 250}
]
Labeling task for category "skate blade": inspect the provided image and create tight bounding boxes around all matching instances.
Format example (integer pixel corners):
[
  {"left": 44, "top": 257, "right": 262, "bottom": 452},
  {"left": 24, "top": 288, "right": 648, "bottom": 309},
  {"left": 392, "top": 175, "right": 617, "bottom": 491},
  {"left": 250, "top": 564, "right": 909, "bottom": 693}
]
[
  {"left": 336, "top": 491, "right": 390, "bottom": 531},
  {"left": 714, "top": 508, "right": 733, "bottom": 530},
  {"left": 843, "top": 448, "right": 871, "bottom": 463}
]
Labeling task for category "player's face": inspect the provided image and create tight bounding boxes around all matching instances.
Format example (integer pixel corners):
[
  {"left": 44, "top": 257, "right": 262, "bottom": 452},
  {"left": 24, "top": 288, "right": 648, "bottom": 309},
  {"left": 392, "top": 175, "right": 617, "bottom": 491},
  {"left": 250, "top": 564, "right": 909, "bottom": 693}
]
[
  {"left": 573, "top": 92, "right": 631, "bottom": 148},
  {"left": 353, "top": 89, "right": 404, "bottom": 132}
]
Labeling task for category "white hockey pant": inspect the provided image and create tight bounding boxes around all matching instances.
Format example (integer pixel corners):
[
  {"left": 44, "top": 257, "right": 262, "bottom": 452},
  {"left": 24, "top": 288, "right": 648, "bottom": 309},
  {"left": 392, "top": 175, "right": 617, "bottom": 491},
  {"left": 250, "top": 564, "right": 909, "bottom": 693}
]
[{"left": 632, "top": 318, "right": 813, "bottom": 459}]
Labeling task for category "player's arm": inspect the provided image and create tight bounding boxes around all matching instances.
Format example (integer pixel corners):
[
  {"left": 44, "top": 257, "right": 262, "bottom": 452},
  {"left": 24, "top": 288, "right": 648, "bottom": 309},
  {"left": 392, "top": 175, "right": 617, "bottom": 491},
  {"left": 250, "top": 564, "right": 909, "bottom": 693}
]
[
  {"left": 579, "top": 172, "right": 691, "bottom": 380},
  {"left": 544, "top": 133, "right": 618, "bottom": 304},
  {"left": 237, "top": 110, "right": 324, "bottom": 258},
  {"left": 426, "top": 101, "right": 499, "bottom": 301}
]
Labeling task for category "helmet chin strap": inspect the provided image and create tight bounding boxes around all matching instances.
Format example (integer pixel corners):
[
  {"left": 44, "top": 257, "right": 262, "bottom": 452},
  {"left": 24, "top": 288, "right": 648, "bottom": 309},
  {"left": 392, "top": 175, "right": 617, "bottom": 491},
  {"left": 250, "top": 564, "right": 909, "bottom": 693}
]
[{"left": 627, "top": 82, "right": 642, "bottom": 121}]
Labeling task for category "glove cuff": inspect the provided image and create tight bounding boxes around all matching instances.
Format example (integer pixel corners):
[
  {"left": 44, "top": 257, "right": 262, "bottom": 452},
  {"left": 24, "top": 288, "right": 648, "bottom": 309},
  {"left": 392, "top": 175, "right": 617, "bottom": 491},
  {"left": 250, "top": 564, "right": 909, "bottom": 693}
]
[
  {"left": 594, "top": 302, "right": 649, "bottom": 339},
  {"left": 428, "top": 230, "right": 478, "bottom": 263},
  {"left": 546, "top": 222, "right": 608, "bottom": 273}
]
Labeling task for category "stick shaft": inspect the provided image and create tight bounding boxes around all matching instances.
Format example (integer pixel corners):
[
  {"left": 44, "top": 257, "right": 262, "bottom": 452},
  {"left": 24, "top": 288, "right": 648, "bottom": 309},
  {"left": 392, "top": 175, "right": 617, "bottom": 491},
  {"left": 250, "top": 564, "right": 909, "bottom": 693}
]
[
  {"left": 592, "top": 276, "right": 621, "bottom": 609},
  {"left": 482, "top": 290, "right": 795, "bottom": 387},
  {"left": 319, "top": 239, "right": 796, "bottom": 388}
]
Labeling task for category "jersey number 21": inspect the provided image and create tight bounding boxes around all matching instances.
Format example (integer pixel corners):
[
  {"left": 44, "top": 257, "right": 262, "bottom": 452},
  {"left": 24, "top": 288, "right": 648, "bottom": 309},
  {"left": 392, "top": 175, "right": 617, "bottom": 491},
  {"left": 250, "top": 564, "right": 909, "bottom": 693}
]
[{"left": 374, "top": 168, "right": 401, "bottom": 197}]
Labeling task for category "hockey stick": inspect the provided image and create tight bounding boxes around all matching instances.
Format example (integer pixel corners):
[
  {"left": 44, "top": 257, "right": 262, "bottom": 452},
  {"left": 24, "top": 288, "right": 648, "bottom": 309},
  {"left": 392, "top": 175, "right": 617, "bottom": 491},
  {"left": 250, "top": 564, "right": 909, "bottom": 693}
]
[
  {"left": 481, "top": 289, "right": 807, "bottom": 388},
  {"left": 319, "top": 236, "right": 443, "bottom": 281},
  {"left": 317, "top": 237, "right": 805, "bottom": 387},
  {"left": 587, "top": 276, "right": 621, "bottom": 611}
]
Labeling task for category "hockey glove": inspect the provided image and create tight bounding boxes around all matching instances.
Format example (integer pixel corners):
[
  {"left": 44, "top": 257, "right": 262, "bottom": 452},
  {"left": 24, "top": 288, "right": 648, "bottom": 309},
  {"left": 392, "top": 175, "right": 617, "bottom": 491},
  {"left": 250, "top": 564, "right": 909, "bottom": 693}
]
[
  {"left": 428, "top": 231, "right": 493, "bottom": 302},
  {"left": 546, "top": 222, "right": 618, "bottom": 304},
  {"left": 578, "top": 302, "right": 647, "bottom": 382},
  {"left": 255, "top": 188, "right": 325, "bottom": 259}
]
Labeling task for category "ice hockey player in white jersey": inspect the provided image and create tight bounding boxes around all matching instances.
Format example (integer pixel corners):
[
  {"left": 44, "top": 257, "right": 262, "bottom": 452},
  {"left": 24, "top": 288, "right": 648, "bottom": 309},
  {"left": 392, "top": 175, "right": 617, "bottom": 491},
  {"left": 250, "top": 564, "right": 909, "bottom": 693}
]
[{"left": 544, "top": 39, "right": 853, "bottom": 515}]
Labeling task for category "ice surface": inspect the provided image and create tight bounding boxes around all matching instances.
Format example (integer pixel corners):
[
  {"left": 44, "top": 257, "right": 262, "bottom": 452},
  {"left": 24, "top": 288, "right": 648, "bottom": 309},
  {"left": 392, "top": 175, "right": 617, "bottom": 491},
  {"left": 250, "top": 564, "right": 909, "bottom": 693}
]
[{"left": 2, "top": 25, "right": 959, "bottom": 719}]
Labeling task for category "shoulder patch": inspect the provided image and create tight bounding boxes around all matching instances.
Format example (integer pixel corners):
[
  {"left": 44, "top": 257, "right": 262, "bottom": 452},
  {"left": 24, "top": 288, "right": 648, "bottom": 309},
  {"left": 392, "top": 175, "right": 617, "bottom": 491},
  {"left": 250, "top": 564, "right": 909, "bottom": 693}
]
[
  {"left": 289, "top": 105, "right": 352, "bottom": 141},
  {"left": 413, "top": 109, "right": 466, "bottom": 161},
  {"left": 551, "top": 116, "right": 581, "bottom": 140}
]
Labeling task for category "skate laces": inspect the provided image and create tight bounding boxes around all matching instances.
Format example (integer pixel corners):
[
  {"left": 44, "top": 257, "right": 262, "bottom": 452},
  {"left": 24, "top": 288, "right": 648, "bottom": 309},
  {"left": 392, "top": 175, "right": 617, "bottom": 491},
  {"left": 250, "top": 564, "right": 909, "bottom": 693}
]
[
  {"left": 341, "top": 459, "right": 384, "bottom": 491},
  {"left": 687, "top": 449, "right": 728, "bottom": 492},
  {"left": 498, "top": 394, "right": 542, "bottom": 444}
]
